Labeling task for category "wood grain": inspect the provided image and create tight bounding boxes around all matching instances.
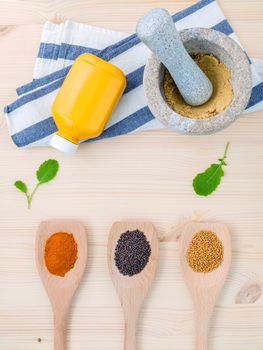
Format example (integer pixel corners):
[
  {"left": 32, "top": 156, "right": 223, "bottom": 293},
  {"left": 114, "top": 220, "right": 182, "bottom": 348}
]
[{"left": 0, "top": 0, "right": 263, "bottom": 349}]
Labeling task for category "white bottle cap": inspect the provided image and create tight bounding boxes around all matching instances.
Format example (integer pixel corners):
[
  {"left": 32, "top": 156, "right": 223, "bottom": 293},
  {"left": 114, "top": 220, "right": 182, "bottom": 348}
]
[{"left": 50, "top": 134, "right": 78, "bottom": 155}]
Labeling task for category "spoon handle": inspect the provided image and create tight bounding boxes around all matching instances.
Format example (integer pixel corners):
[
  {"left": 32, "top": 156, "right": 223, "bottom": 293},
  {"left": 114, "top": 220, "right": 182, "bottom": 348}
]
[
  {"left": 194, "top": 290, "right": 216, "bottom": 350},
  {"left": 54, "top": 312, "right": 67, "bottom": 350},
  {"left": 124, "top": 313, "right": 138, "bottom": 350},
  {"left": 195, "top": 312, "right": 210, "bottom": 350}
]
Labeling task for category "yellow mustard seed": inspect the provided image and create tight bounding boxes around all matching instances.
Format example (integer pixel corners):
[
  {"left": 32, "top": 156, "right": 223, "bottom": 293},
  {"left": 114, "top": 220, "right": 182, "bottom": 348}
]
[{"left": 187, "top": 230, "right": 224, "bottom": 273}]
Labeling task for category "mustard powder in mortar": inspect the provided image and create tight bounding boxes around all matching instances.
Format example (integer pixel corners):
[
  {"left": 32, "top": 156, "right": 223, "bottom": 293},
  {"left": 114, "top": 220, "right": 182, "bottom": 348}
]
[{"left": 163, "top": 53, "right": 233, "bottom": 119}]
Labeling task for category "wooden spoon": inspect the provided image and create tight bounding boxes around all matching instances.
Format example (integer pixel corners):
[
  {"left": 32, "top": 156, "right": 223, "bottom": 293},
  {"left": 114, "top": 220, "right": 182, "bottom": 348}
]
[
  {"left": 35, "top": 220, "right": 88, "bottom": 350},
  {"left": 180, "top": 222, "right": 231, "bottom": 350},
  {"left": 108, "top": 221, "right": 159, "bottom": 350}
]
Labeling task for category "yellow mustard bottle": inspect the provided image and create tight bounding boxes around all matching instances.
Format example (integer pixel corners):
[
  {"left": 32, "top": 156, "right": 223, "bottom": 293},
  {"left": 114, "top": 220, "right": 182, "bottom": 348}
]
[{"left": 50, "top": 53, "right": 126, "bottom": 154}]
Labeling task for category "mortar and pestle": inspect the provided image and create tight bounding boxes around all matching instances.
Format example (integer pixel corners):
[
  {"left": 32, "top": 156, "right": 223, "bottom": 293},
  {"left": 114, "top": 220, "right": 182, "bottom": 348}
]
[{"left": 137, "top": 8, "right": 252, "bottom": 135}]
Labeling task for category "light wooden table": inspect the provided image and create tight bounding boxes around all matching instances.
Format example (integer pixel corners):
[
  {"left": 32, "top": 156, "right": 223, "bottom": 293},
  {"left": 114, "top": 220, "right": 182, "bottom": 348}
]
[{"left": 0, "top": 0, "right": 262, "bottom": 349}]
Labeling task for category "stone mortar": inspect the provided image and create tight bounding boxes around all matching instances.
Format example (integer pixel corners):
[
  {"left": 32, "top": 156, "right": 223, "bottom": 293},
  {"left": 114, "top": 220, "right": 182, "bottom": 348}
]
[{"left": 144, "top": 28, "right": 252, "bottom": 135}]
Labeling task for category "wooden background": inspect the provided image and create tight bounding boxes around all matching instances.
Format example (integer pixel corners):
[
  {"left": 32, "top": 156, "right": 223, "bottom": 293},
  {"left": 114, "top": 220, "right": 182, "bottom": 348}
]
[{"left": 0, "top": 0, "right": 262, "bottom": 349}]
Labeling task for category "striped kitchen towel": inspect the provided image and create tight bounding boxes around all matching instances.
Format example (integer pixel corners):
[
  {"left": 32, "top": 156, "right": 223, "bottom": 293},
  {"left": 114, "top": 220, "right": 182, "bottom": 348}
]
[{"left": 4, "top": 0, "right": 263, "bottom": 148}]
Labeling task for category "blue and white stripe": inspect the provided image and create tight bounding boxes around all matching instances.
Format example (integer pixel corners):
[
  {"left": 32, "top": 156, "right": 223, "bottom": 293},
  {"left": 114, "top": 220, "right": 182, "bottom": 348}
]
[{"left": 4, "top": 0, "right": 263, "bottom": 148}]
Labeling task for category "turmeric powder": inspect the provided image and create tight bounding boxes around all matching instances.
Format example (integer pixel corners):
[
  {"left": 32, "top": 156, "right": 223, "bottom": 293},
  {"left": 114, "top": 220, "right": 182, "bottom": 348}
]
[{"left": 44, "top": 232, "right": 78, "bottom": 277}]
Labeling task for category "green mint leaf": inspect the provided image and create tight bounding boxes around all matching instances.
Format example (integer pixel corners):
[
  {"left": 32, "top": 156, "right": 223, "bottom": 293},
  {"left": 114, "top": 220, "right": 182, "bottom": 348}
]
[
  {"left": 14, "top": 159, "right": 60, "bottom": 209},
  {"left": 36, "top": 159, "right": 59, "bottom": 184},
  {"left": 193, "top": 164, "right": 224, "bottom": 196},
  {"left": 192, "top": 142, "right": 230, "bottom": 196},
  {"left": 14, "top": 180, "right": 28, "bottom": 194}
]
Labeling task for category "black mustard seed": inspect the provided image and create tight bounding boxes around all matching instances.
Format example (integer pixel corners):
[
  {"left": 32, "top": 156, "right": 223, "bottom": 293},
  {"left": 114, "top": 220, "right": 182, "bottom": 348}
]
[{"left": 114, "top": 229, "right": 151, "bottom": 276}]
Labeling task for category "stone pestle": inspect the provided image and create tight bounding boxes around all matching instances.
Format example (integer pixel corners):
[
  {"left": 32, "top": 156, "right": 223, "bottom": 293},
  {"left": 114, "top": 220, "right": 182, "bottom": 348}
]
[{"left": 136, "top": 8, "right": 213, "bottom": 106}]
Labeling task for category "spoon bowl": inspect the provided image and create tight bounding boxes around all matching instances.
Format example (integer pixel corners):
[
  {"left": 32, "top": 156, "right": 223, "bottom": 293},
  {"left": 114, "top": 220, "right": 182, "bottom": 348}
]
[
  {"left": 180, "top": 221, "right": 231, "bottom": 350},
  {"left": 108, "top": 221, "right": 159, "bottom": 350},
  {"left": 35, "top": 219, "right": 88, "bottom": 350}
]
